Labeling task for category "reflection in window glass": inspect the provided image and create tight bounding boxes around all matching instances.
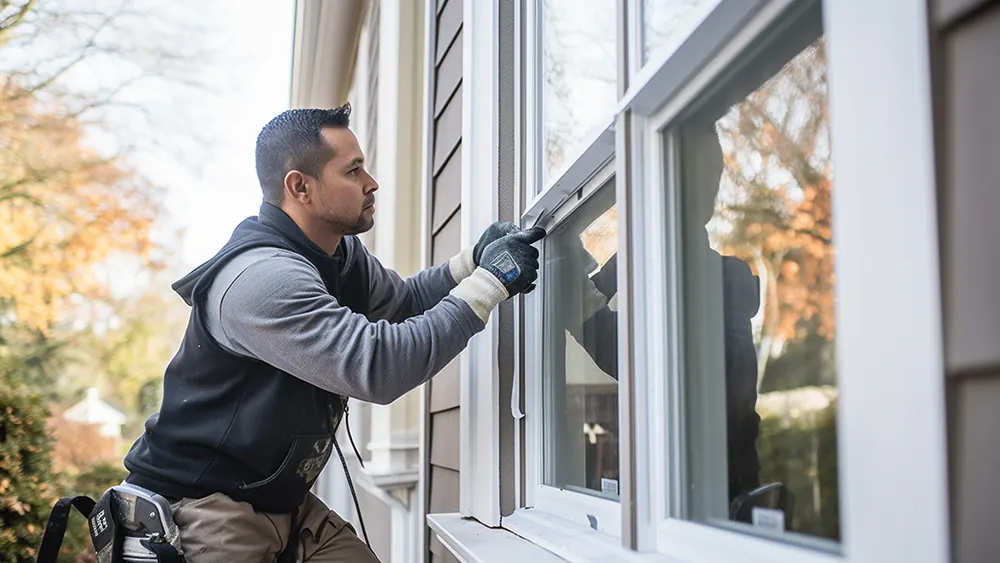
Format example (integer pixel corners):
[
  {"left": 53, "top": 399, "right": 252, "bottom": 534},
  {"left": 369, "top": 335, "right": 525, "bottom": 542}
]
[
  {"left": 541, "top": 0, "right": 616, "bottom": 186},
  {"left": 676, "top": 27, "right": 839, "bottom": 544},
  {"left": 642, "top": 0, "right": 720, "bottom": 65},
  {"left": 542, "top": 181, "right": 619, "bottom": 498}
]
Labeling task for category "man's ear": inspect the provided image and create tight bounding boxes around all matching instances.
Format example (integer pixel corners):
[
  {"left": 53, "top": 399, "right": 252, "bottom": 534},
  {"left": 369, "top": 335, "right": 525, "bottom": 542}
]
[{"left": 283, "top": 170, "right": 310, "bottom": 204}]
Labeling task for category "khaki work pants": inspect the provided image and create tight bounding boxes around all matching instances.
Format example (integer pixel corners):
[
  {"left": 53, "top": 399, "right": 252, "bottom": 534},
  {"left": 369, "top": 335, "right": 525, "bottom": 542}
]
[{"left": 169, "top": 492, "right": 380, "bottom": 563}]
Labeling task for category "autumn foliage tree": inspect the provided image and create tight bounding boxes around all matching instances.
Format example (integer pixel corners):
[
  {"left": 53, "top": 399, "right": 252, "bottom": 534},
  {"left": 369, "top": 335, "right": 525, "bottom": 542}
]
[
  {"left": 710, "top": 38, "right": 834, "bottom": 390},
  {"left": 0, "top": 0, "right": 202, "bottom": 559},
  {"left": 0, "top": 80, "right": 162, "bottom": 331}
]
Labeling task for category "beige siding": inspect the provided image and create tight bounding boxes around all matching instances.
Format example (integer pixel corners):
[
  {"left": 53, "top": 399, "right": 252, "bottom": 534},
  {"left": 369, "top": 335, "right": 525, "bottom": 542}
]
[
  {"left": 435, "top": 30, "right": 463, "bottom": 116},
  {"left": 425, "top": 0, "right": 463, "bottom": 561},
  {"left": 931, "top": 2, "right": 1000, "bottom": 562},
  {"left": 432, "top": 152, "right": 461, "bottom": 232},
  {"left": 429, "top": 408, "right": 461, "bottom": 471},
  {"left": 433, "top": 93, "right": 462, "bottom": 174},
  {"left": 429, "top": 359, "right": 460, "bottom": 413},
  {"left": 435, "top": 0, "right": 462, "bottom": 64}
]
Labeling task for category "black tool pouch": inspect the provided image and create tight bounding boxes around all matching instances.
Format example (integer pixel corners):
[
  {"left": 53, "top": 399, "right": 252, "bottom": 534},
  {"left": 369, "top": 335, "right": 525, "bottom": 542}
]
[{"left": 35, "top": 484, "right": 185, "bottom": 563}]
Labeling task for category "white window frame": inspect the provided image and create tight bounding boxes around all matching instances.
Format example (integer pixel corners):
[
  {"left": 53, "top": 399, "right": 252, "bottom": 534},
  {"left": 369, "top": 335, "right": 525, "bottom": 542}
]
[
  {"left": 458, "top": 0, "right": 503, "bottom": 528},
  {"left": 512, "top": 0, "right": 627, "bottom": 545},
  {"left": 623, "top": 0, "right": 950, "bottom": 561}
]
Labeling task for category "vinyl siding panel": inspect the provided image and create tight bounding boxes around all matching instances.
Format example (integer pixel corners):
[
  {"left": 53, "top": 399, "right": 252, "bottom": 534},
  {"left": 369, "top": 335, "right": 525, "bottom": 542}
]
[
  {"left": 931, "top": 3, "right": 1000, "bottom": 562},
  {"left": 432, "top": 150, "right": 461, "bottom": 233},
  {"left": 433, "top": 90, "right": 463, "bottom": 174},
  {"left": 429, "top": 408, "right": 461, "bottom": 471},
  {"left": 435, "top": 29, "right": 463, "bottom": 117},
  {"left": 425, "top": 2, "right": 464, "bottom": 561},
  {"left": 436, "top": 0, "right": 462, "bottom": 65},
  {"left": 430, "top": 359, "right": 461, "bottom": 413}
]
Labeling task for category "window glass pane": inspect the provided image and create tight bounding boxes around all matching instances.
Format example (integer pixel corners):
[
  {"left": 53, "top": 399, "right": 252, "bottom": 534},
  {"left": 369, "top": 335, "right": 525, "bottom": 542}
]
[
  {"left": 642, "top": 0, "right": 720, "bottom": 66},
  {"left": 542, "top": 180, "right": 620, "bottom": 498},
  {"left": 674, "top": 9, "right": 839, "bottom": 546},
  {"left": 541, "top": 0, "right": 616, "bottom": 186}
]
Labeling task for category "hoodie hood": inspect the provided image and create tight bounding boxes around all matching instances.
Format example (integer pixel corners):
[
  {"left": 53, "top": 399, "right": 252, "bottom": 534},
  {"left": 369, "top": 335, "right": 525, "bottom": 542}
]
[{"left": 172, "top": 202, "right": 358, "bottom": 306}]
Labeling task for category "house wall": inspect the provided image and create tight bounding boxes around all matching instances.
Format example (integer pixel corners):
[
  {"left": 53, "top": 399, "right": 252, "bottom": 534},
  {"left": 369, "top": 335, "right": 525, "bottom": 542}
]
[
  {"left": 424, "top": 0, "right": 463, "bottom": 561},
  {"left": 928, "top": 1, "right": 1000, "bottom": 562}
]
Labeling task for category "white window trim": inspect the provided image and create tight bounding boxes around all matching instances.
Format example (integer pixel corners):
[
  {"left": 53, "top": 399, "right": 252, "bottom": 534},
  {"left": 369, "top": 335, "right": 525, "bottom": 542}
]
[
  {"left": 417, "top": 0, "right": 436, "bottom": 558},
  {"left": 820, "top": 0, "right": 949, "bottom": 560},
  {"left": 458, "top": 0, "right": 502, "bottom": 527}
]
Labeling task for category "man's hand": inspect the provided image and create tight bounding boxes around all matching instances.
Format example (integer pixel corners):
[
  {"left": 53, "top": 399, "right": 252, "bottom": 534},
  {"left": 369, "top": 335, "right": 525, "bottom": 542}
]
[
  {"left": 449, "top": 226, "right": 546, "bottom": 323},
  {"left": 473, "top": 221, "right": 520, "bottom": 266},
  {"left": 479, "top": 227, "right": 546, "bottom": 297}
]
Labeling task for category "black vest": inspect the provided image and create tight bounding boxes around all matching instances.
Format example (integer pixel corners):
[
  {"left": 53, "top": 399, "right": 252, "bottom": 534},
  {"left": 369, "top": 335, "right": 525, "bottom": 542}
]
[{"left": 124, "top": 203, "right": 370, "bottom": 513}]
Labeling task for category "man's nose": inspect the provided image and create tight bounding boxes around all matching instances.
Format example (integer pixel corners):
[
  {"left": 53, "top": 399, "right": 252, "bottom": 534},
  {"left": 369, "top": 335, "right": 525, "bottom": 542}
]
[{"left": 364, "top": 170, "right": 379, "bottom": 193}]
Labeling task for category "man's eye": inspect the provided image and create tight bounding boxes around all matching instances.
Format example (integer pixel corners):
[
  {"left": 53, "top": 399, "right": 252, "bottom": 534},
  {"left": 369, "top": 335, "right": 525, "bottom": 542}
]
[{"left": 349, "top": 168, "right": 360, "bottom": 176}]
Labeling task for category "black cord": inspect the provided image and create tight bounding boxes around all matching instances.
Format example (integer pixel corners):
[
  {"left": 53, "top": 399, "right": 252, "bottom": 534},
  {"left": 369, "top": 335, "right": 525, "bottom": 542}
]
[
  {"left": 332, "top": 423, "right": 371, "bottom": 549},
  {"left": 345, "top": 406, "right": 365, "bottom": 469}
]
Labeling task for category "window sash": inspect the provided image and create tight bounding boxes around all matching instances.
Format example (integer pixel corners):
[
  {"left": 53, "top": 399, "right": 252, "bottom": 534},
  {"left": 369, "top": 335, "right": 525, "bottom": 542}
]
[
  {"left": 632, "top": 0, "right": 949, "bottom": 561},
  {"left": 519, "top": 161, "right": 623, "bottom": 537},
  {"left": 638, "top": 2, "right": 848, "bottom": 559}
]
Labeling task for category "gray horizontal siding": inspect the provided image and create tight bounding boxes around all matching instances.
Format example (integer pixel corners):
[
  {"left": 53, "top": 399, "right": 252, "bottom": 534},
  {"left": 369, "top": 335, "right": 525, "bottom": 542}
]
[{"left": 931, "top": 2, "right": 1000, "bottom": 563}]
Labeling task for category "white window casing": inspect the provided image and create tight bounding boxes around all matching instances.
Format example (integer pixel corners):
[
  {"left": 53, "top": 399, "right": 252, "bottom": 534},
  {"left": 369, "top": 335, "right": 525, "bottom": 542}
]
[{"left": 459, "top": 0, "right": 502, "bottom": 527}]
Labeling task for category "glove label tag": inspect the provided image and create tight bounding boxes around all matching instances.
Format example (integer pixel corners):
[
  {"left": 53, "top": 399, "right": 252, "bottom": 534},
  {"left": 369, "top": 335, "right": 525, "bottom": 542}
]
[{"left": 487, "top": 251, "right": 520, "bottom": 284}]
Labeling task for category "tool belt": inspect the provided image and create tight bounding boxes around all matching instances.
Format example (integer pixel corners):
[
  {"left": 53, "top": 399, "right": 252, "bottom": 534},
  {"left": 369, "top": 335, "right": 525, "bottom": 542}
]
[{"left": 35, "top": 482, "right": 185, "bottom": 563}]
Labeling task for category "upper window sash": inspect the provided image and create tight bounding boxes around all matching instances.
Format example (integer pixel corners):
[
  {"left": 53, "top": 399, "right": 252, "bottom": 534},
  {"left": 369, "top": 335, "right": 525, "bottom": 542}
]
[
  {"left": 619, "top": 0, "right": 764, "bottom": 118},
  {"left": 523, "top": 0, "right": 770, "bottom": 230}
]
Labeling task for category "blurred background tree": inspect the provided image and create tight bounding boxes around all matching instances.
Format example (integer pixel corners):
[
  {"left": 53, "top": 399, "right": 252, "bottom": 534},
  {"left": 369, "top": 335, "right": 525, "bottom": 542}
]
[{"left": 0, "top": 0, "right": 207, "bottom": 559}]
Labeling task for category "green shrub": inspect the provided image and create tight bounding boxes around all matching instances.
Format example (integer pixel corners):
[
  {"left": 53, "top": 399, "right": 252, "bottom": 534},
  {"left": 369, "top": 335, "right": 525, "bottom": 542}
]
[
  {"left": 0, "top": 380, "right": 56, "bottom": 562},
  {"left": 0, "top": 380, "right": 126, "bottom": 562}
]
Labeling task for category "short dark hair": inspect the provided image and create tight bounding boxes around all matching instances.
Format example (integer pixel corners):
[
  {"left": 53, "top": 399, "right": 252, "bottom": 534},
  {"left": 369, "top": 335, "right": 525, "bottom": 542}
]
[{"left": 255, "top": 104, "right": 352, "bottom": 204}]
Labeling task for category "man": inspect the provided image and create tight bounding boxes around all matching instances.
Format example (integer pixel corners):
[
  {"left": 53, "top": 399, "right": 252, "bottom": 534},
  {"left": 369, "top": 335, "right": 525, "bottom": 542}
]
[{"left": 123, "top": 103, "right": 544, "bottom": 562}]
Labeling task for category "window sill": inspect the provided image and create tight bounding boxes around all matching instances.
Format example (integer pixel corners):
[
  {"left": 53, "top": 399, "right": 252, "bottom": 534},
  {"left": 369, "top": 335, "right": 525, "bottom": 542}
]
[
  {"left": 427, "top": 513, "right": 566, "bottom": 563},
  {"left": 427, "top": 511, "right": 684, "bottom": 563},
  {"left": 503, "top": 509, "right": 682, "bottom": 563}
]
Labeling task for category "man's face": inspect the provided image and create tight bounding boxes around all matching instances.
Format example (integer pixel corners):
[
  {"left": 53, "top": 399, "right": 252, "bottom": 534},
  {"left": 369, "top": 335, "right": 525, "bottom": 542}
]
[{"left": 310, "top": 127, "right": 378, "bottom": 236}]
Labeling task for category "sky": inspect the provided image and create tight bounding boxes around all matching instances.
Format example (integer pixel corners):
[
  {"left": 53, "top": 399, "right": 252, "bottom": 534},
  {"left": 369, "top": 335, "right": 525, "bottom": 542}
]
[{"left": 146, "top": 1, "right": 297, "bottom": 275}]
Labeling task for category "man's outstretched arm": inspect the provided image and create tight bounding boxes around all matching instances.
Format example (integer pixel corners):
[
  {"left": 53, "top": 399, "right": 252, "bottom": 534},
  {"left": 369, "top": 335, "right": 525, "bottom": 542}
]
[
  {"left": 215, "top": 227, "right": 543, "bottom": 405},
  {"left": 364, "top": 221, "right": 520, "bottom": 323}
]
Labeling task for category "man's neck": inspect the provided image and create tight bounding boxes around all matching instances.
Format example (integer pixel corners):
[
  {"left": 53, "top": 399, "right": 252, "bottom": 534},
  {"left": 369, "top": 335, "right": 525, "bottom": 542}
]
[{"left": 280, "top": 204, "right": 343, "bottom": 256}]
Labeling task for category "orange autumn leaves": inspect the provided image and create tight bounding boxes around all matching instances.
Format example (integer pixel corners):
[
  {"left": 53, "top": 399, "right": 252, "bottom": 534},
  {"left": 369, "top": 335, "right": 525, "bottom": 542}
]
[
  {"left": 0, "top": 82, "right": 161, "bottom": 330},
  {"left": 712, "top": 38, "right": 835, "bottom": 345}
]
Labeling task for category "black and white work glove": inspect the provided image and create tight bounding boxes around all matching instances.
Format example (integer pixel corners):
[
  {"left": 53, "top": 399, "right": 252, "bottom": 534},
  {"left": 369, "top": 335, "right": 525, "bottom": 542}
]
[
  {"left": 449, "top": 227, "right": 546, "bottom": 322},
  {"left": 449, "top": 221, "right": 520, "bottom": 282}
]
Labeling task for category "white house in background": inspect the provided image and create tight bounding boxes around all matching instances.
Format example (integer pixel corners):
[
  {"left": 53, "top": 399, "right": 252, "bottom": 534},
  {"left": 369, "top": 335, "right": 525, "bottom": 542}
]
[{"left": 63, "top": 387, "right": 127, "bottom": 439}]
